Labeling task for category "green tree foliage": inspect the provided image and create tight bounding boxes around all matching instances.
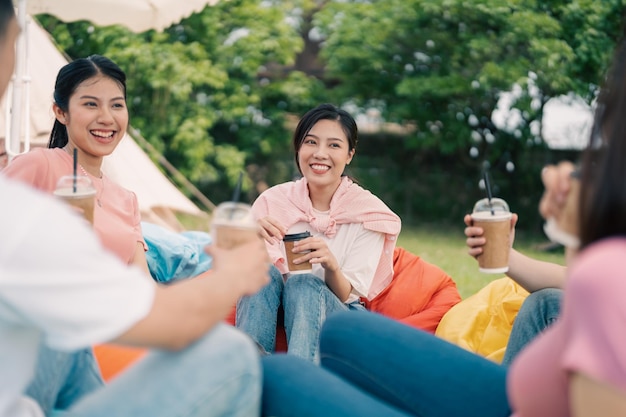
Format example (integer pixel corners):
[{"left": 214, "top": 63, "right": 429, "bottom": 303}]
[
  {"left": 316, "top": 0, "right": 623, "bottom": 152},
  {"left": 36, "top": 0, "right": 626, "bottom": 226},
  {"left": 312, "top": 0, "right": 625, "bottom": 224}
]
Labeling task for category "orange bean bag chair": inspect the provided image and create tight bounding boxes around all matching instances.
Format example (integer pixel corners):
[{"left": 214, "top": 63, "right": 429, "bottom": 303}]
[
  {"left": 363, "top": 246, "right": 462, "bottom": 333},
  {"left": 94, "top": 344, "right": 147, "bottom": 382}
]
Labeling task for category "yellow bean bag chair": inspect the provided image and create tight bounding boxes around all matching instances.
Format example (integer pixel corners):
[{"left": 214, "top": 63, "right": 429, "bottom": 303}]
[{"left": 435, "top": 277, "right": 529, "bottom": 363}]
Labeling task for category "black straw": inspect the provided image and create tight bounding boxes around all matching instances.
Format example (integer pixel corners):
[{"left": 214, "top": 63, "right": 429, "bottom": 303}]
[
  {"left": 232, "top": 171, "right": 243, "bottom": 202},
  {"left": 483, "top": 168, "right": 495, "bottom": 215},
  {"left": 73, "top": 148, "right": 78, "bottom": 193},
  {"left": 229, "top": 172, "right": 244, "bottom": 220}
]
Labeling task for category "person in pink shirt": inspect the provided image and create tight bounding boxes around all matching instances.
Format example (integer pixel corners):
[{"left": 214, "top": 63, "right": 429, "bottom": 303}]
[
  {"left": 3, "top": 55, "right": 148, "bottom": 272},
  {"left": 258, "top": 26, "right": 626, "bottom": 417}
]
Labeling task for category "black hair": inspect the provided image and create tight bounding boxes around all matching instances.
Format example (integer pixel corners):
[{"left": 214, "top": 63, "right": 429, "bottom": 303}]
[
  {"left": 0, "top": 0, "right": 15, "bottom": 38},
  {"left": 48, "top": 55, "right": 127, "bottom": 148},
  {"left": 292, "top": 103, "right": 358, "bottom": 176},
  {"left": 579, "top": 28, "right": 626, "bottom": 248}
]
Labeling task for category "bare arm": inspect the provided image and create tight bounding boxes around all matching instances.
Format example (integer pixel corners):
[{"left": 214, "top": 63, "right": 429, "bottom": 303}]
[
  {"left": 571, "top": 373, "right": 626, "bottom": 417},
  {"left": 112, "top": 239, "right": 270, "bottom": 350},
  {"left": 506, "top": 248, "right": 566, "bottom": 292}
]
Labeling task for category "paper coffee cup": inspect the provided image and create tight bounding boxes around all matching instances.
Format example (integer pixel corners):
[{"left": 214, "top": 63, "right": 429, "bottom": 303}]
[
  {"left": 210, "top": 202, "right": 259, "bottom": 249},
  {"left": 283, "top": 231, "right": 312, "bottom": 274},
  {"left": 471, "top": 198, "right": 511, "bottom": 274},
  {"left": 53, "top": 175, "right": 96, "bottom": 225}
]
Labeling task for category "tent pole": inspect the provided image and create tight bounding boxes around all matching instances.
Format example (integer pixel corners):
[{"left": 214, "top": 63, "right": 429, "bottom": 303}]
[
  {"left": 7, "top": 0, "right": 30, "bottom": 161},
  {"left": 129, "top": 127, "right": 216, "bottom": 212}
]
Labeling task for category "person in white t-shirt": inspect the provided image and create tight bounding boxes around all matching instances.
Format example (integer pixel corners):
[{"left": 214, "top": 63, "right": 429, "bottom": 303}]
[{"left": 0, "top": 3, "right": 270, "bottom": 416}]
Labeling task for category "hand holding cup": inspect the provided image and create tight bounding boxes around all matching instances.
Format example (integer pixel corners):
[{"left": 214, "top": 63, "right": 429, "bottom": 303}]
[
  {"left": 464, "top": 212, "right": 518, "bottom": 259},
  {"left": 470, "top": 198, "right": 512, "bottom": 274},
  {"left": 283, "top": 232, "right": 313, "bottom": 274}
]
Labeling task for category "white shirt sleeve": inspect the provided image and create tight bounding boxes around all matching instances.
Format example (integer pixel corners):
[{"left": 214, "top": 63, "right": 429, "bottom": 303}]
[{"left": 0, "top": 177, "right": 155, "bottom": 351}]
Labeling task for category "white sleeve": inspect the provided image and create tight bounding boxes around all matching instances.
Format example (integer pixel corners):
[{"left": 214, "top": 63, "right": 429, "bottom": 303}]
[{"left": 0, "top": 177, "right": 155, "bottom": 351}]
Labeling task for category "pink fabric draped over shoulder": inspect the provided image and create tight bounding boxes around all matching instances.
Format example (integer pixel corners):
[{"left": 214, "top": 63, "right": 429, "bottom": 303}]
[{"left": 252, "top": 176, "right": 401, "bottom": 300}]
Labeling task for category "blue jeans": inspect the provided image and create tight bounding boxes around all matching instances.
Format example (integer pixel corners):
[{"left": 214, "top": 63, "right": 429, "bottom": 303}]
[
  {"left": 236, "top": 266, "right": 364, "bottom": 363},
  {"left": 26, "top": 346, "right": 104, "bottom": 415},
  {"left": 50, "top": 324, "right": 261, "bottom": 417},
  {"left": 262, "top": 311, "right": 511, "bottom": 417},
  {"left": 502, "top": 287, "right": 563, "bottom": 366}
]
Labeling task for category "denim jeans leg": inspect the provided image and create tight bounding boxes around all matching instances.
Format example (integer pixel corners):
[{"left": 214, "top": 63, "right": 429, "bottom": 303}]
[
  {"left": 262, "top": 354, "right": 413, "bottom": 417},
  {"left": 502, "top": 287, "right": 563, "bottom": 366},
  {"left": 25, "top": 345, "right": 104, "bottom": 415},
  {"left": 320, "top": 311, "right": 511, "bottom": 417},
  {"left": 55, "top": 324, "right": 261, "bottom": 417},
  {"left": 236, "top": 265, "right": 283, "bottom": 353},
  {"left": 282, "top": 274, "right": 347, "bottom": 363}
]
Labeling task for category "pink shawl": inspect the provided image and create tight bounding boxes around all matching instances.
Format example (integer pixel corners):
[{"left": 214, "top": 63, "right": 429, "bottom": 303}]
[{"left": 252, "top": 176, "right": 401, "bottom": 300}]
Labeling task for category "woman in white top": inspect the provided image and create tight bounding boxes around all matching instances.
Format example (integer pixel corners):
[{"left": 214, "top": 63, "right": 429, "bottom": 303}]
[{"left": 236, "top": 103, "right": 401, "bottom": 363}]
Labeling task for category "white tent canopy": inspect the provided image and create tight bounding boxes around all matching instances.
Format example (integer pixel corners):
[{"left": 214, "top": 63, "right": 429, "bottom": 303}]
[
  {"left": 24, "top": 0, "right": 219, "bottom": 34},
  {"left": 0, "top": 18, "right": 207, "bottom": 229}
]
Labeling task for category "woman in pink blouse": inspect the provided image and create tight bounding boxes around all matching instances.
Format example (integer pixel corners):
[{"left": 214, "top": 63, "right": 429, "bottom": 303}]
[{"left": 3, "top": 55, "right": 148, "bottom": 273}]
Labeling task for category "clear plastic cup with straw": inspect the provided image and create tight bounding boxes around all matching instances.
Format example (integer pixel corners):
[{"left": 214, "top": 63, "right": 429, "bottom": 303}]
[
  {"left": 210, "top": 172, "right": 260, "bottom": 249},
  {"left": 53, "top": 149, "right": 97, "bottom": 225},
  {"left": 54, "top": 175, "right": 97, "bottom": 225}
]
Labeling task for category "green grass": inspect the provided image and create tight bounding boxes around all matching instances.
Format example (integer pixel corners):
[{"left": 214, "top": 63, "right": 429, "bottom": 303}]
[{"left": 397, "top": 224, "right": 566, "bottom": 299}]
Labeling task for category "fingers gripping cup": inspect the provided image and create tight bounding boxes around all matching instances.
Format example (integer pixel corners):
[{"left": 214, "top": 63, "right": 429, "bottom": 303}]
[
  {"left": 283, "top": 231, "right": 313, "bottom": 274},
  {"left": 53, "top": 175, "right": 97, "bottom": 225},
  {"left": 211, "top": 202, "right": 259, "bottom": 249},
  {"left": 471, "top": 198, "right": 512, "bottom": 274}
]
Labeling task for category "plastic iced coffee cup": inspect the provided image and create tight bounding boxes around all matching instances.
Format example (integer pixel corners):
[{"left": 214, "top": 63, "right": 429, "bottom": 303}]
[
  {"left": 53, "top": 175, "right": 96, "bottom": 225},
  {"left": 210, "top": 202, "right": 259, "bottom": 249},
  {"left": 471, "top": 198, "right": 512, "bottom": 274},
  {"left": 283, "top": 231, "right": 313, "bottom": 274}
]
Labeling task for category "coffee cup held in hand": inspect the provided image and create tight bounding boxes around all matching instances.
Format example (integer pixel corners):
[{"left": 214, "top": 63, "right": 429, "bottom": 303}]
[
  {"left": 211, "top": 202, "right": 260, "bottom": 249},
  {"left": 283, "top": 231, "right": 313, "bottom": 274},
  {"left": 53, "top": 175, "right": 96, "bottom": 225},
  {"left": 471, "top": 198, "right": 512, "bottom": 274}
]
